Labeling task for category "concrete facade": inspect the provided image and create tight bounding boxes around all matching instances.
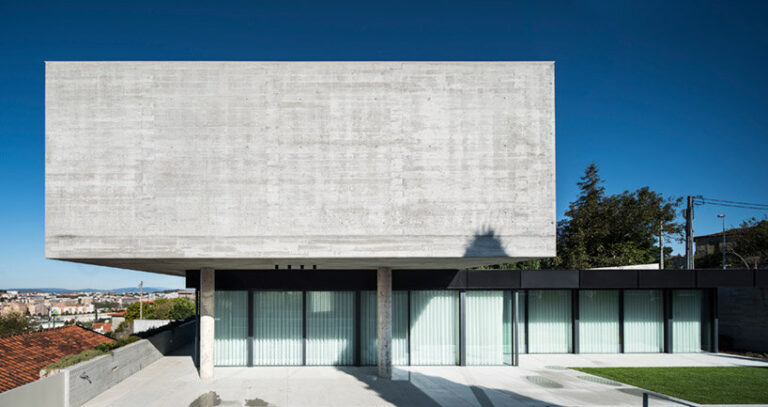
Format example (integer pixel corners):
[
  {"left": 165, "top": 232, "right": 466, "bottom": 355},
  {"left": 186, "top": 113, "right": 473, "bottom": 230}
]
[{"left": 45, "top": 61, "right": 556, "bottom": 274}]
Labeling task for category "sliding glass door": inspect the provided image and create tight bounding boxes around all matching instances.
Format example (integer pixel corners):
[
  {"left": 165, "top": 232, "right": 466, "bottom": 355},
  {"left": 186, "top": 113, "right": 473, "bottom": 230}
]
[
  {"left": 252, "top": 291, "right": 303, "bottom": 365},
  {"left": 305, "top": 291, "right": 356, "bottom": 365},
  {"left": 466, "top": 291, "right": 505, "bottom": 365},
  {"left": 214, "top": 291, "right": 249, "bottom": 366},
  {"left": 673, "top": 290, "right": 702, "bottom": 352},
  {"left": 528, "top": 290, "right": 572, "bottom": 353},
  {"left": 624, "top": 290, "right": 664, "bottom": 353},
  {"left": 579, "top": 290, "right": 620, "bottom": 353},
  {"left": 410, "top": 290, "right": 459, "bottom": 365}
]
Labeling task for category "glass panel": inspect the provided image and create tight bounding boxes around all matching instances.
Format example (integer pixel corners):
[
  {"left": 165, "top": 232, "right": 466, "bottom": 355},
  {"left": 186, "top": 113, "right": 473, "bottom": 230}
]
[
  {"left": 673, "top": 289, "right": 702, "bottom": 352},
  {"left": 306, "top": 291, "right": 355, "bottom": 365},
  {"left": 518, "top": 291, "right": 527, "bottom": 354},
  {"left": 579, "top": 290, "right": 620, "bottom": 353},
  {"left": 410, "top": 290, "right": 459, "bottom": 365},
  {"left": 466, "top": 291, "right": 505, "bottom": 365},
  {"left": 214, "top": 291, "right": 248, "bottom": 366},
  {"left": 360, "top": 291, "right": 409, "bottom": 366},
  {"left": 253, "top": 291, "right": 303, "bottom": 365},
  {"left": 624, "top": 290, "right": 664, "bottom": 353},
  {"left": 528, "top": 290, "right": 572, "bottom": 353},
  {"left": 503, "top": 291, "right": 512, "bottom": 364}
]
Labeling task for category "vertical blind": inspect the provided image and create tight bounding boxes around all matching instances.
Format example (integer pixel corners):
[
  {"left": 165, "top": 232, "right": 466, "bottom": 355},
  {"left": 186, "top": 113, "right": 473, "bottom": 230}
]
[
  {"left": 673, "top": 290, "right": 702, "bottom": 353},
  {"left": 410, "top": 290, "right": 459, "bottom": 365},
  {"left": 579, "top": 290, "right": 620, "bottom": 353},
  {"left": 214, "top": 291, "right": 248, "bottom": 366},
  {"left": 528, "top": 290, "right": 572, "bottom": 353},
  {"left": 466, "top": 291, "right": 505, "bottom": 365},
  {"left": 252, "top": 291, "right": 303, "bottom": 365},
  {"left": 305, "top": 291, "right": 355, "bottom": 365},
  {"left": 624, "top": 290, "right": 664, "bottom": 353},
  {"left": 360, "top": 291, "right": 409, "bottom": 366}
]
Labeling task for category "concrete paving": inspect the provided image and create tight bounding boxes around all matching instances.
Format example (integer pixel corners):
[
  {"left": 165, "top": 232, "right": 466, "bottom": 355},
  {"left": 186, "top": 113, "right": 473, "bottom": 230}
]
[{"left": 83, "top": 353, "right": 768, "bottom": 407}]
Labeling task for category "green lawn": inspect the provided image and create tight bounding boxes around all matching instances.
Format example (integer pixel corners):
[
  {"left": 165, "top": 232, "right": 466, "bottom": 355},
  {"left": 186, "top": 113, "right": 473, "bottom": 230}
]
[{"left": 573, "top": 366, "right": 768, "bottom": 405}]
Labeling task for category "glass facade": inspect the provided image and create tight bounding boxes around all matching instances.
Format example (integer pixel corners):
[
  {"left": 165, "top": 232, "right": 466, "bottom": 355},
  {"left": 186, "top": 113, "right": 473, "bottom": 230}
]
[
  {"left": 306, "top": 291, "right": 356, "bottom": 365},
  {"left": 214, "top": 291, "right": 248, "bottom": 366},
  {"left": 579, "top": 290, "right": 620, "bottom": 353},
  {"left": 410, "top": 290, "right": 459, "bottom": 365},
  {"left": 252, "top": 291, "right": 303, "bottom": 365},
  {"left": 466, "top": 291, "right": 506, "bottom": 365},
  {"left": 210, "top": 288, "right": 712, "bottom": 366},
  {"left": 624, "top": 290, "right": 664, "bottom": 353},
  {"left": 528, "top": 290, "right": 572, "bottom": 353},
  {"left": 672, "top": 289, "right": 703, "bottom": 353}
]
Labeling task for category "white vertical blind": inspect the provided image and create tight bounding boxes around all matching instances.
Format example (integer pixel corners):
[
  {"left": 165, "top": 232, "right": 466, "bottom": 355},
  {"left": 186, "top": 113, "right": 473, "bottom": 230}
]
[
  {"left": 466, "top": 291, "right": 504, "bottom": 365},
  {"left": 306, "top": 291, "right": 355, "bottom": 365},
  {"left": 528, "top": 290, "right": 572, "bottom": 353},
  {"left": 410, "top": 290, "right": 459, "bottom": 365},
  {"left": 252, "top": 291, "right": 303, "bottom": 365},
  {"left": 624, "top": 290, "right": 664, "bottom": 353},
  {"left": 579, "top": 290, "right": 620, "bottom": 353},
  {"left": 673, "top": 289, "right": 702, "bottom": 353},
  {"left": 503, "top": 291, "right": 512, "bottom": 364},
  {"left": 360, "top": 291, "right": 408, "bottom": 366},
  {"left": 518, "top": 291, "right": 527, "bottom": 354},
  {"left": 214, "top": 290, "right": 248, "bottom": 366}
]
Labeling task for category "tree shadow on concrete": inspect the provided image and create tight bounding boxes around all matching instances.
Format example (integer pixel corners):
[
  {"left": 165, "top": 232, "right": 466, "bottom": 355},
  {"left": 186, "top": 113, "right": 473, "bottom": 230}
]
[
  {"left": 336, "top": 366, "right": 565, "bottom": 407},
  {"left": 463, "top": 226, "right": 509, "bottom": 258}
]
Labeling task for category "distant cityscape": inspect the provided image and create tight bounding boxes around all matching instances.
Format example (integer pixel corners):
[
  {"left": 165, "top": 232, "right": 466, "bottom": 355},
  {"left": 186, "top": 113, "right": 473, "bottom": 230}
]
[{"left": 0, "top": 288, "right": 195, "bottom": 334}]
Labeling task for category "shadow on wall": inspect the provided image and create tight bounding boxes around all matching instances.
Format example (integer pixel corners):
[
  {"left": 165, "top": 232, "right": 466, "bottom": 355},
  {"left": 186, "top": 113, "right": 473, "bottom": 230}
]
[{"left": 463, "top": 226, "right": 509, "bottom": 257}]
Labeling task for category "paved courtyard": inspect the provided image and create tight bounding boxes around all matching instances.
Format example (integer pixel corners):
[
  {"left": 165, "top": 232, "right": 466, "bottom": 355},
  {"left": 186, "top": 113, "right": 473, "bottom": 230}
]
[{"left": 83, "top": 352, "right": 767, "bottom": 407}]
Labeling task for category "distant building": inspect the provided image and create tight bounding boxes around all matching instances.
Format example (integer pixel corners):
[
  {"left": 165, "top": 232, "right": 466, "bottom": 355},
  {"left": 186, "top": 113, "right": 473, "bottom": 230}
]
[{"left": 0, "top": 326, "right": 113, "bottom": 393}]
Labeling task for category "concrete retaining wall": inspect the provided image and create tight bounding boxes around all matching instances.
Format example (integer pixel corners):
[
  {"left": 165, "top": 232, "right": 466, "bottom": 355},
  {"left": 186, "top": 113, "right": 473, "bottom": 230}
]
[
  {"left": 719, "top": 287, "right": 768, "bottom": 353},
  {"left": 0, "top": 370, "right": 68, "bottom": 407},
  {"left": 64, "top": 339, "right": 163, "bottom": 407},
  {"left": 145, "top": 320, "right": 195, "bottom": 355}
]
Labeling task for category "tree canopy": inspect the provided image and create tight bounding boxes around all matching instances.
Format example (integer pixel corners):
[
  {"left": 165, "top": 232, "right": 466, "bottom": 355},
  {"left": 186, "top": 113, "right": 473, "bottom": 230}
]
[
  {"left": 124, "top": 297, "right": 195, "bottom": 322},
  {"left": 0, "top": 311, "right": 36, "bottom": 336},
  {"left": 550, "top": 163, "right": 683, "bottom": 269}
]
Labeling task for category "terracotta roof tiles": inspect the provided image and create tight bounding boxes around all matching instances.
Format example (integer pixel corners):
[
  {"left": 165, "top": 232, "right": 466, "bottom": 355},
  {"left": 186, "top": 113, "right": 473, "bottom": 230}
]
[{"left": 0, "top": 325, "right": 114, "bottom": 393}]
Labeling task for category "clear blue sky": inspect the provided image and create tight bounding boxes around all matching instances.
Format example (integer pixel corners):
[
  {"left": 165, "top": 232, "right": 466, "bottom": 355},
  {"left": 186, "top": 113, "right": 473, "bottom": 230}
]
[{"left": 2, "top": 1, "right": 767, "bottom": 289}]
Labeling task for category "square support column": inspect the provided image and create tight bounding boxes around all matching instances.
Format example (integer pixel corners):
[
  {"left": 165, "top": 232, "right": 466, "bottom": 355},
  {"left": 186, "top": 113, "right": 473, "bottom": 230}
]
[
  {"left": 199, "top": 267, "right": 215, "bottom": 379},
  {"left": 377, "top": 267, "right": 392, "bottom": 379}
]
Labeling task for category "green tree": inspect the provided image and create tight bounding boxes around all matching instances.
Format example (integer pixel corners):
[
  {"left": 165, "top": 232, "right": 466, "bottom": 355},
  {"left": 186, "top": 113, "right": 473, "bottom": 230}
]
[
  {"left": 553, "top": 163, "right": 682, "bottom": 269},
  {"left": 124, "top": 301, "right": 156, "bottom": 322},
  {"left": 0, "top": 311, "right": 36, "bottom": 336},
  {"left": 167, "top": 298, "right": 195, "bottom": 320}
]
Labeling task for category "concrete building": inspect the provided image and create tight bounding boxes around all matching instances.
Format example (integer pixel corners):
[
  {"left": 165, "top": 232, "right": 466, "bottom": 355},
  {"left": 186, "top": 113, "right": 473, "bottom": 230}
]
[{"left": 46, "top": 62, "right": 738, "bottom": 380}]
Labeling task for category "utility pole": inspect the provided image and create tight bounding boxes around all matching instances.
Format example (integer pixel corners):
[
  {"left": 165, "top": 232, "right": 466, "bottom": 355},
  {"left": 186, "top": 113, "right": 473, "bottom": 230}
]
[
  {"left": 684, "top": 196, "right": 695, "bottom": 269},
  {"left": 139, "top": 281, "right": 143, "bottom": 320},
  {"left": 659, "top": 220, "right": 664, "bottom": 270},
  {"left": 717, "top": 214, "right": 726, "bottom": 270}
]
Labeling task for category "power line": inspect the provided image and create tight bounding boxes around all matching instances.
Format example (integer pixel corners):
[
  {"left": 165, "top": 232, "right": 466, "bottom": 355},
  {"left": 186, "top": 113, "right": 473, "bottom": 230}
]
[
  {"left": 697, "top": 197, "right": 768, "bottom": 208},
  {"left": 694, "top": 196, "right": 768, "bottom": 211}
]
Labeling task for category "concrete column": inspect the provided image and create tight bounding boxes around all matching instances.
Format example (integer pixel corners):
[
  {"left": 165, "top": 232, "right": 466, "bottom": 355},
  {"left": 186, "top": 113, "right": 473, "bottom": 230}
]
[
  {"left": 199, "top": 267, "right": 215, "bottom": 379},
  {"left": 377, "top": 267, "right": 392, "bottom": 379}
]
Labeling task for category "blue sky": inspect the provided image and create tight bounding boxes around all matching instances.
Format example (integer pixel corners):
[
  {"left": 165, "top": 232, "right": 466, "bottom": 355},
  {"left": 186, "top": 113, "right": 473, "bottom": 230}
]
[{"left": 1, "top": 1, "right": 767, "bottom": 289}]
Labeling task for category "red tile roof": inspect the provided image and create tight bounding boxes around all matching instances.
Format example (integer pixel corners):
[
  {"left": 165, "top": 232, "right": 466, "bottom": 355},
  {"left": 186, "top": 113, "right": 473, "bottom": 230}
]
[{"left": 0, "top": 326, "right": 114, "bottom": 393}]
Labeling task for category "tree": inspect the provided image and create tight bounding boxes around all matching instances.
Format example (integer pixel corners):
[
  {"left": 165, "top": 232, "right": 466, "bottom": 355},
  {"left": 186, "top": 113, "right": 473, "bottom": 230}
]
[
  {"left": 124, "top": 297, "right": 195, "bottom": 322},
  {"left": 124, "top": 301, "right": 156, "bottom": 322},
  {"left": 731, "top": 217, "right": 768, "bottom": 268},
  {"left": 0, "top": 311, "right": 36, "bottom": 336},
  {"left": 167, "top": 298, "right": 195, "bottom": 320},
  {"left": 553, "top": 163, "right": 683, "bottom": 269}
]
